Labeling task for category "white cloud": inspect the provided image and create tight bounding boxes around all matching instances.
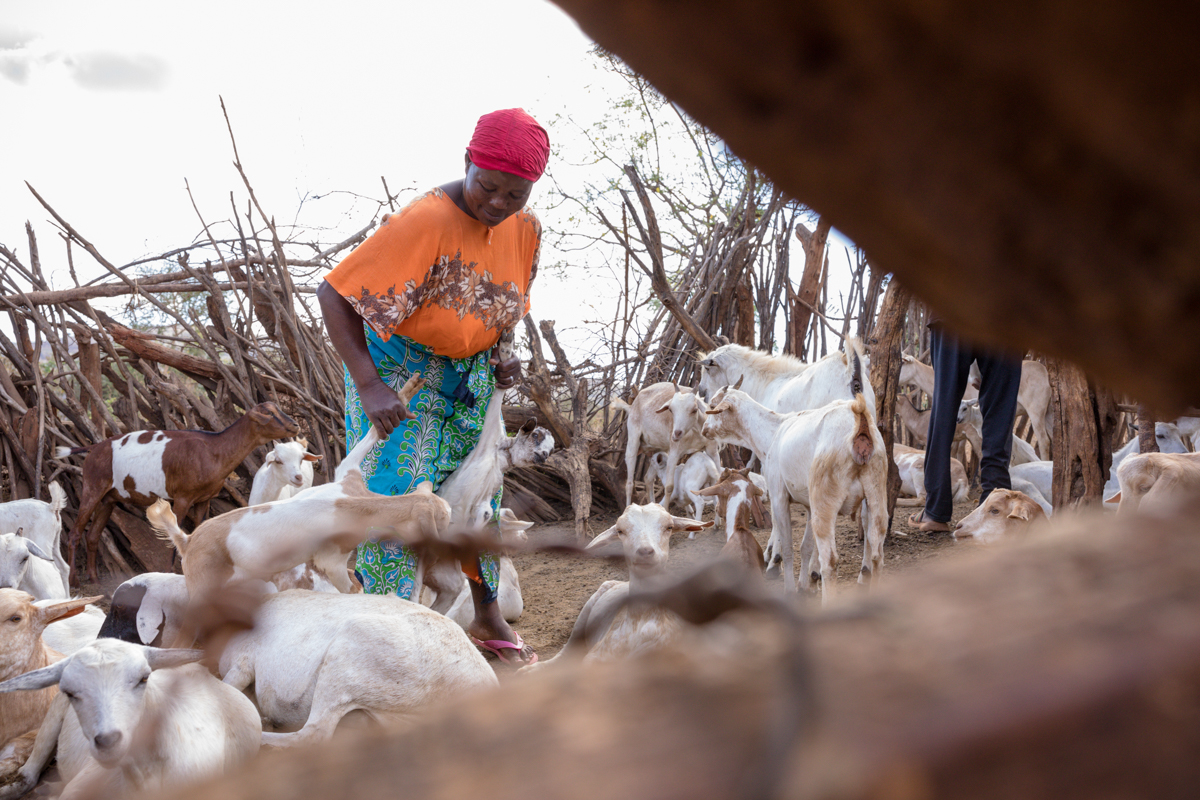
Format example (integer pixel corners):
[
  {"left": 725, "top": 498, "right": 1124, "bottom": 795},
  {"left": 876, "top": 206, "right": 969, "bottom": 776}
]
[{"left": 66, "top": 51, "right": 168, "bottom": 90}]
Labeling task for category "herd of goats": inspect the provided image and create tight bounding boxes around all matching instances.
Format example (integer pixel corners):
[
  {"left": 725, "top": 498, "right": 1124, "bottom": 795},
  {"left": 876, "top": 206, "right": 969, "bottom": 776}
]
[{"left": 1, "top": 332, "right": 1198, "bottom": 798}]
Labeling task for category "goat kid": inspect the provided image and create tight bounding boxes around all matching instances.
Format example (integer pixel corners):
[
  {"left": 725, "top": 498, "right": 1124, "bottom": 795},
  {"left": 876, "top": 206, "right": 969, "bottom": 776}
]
[
  {"left": 1108, "top": 451, "right": 1200, "bottom": 515},
  {"left": 695, "top": 468, "right": 767, "bottom": 540},
  {"left": 952, "top": 489, "right": 1046, "bottom": 543},
  {"left": 249, "top": 438, "right": 321, "bottom": 505},
  {"left": 1102, "top": 422, "right": 1189, "bottom": 506},
  {"left": 646, "top": 451, "right": 721, "bottom": 529},
  {"left": 0, "top": 483, "right": 68, "bottom": 596},
  {"left": 0, "top": 638, "right": 259, "bottom": 799},
  {"left": 0, "top": 531, "right": 65, "bottom": 600},
  {"left": 56, "top": 402, "right": 300, "bottom": 581},
  {"left": 526, "top": 504, "right": 710, "bottom": 669}
]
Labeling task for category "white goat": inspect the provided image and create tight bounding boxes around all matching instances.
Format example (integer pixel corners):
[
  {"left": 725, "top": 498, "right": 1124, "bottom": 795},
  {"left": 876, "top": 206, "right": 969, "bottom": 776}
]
[
  {"left": 0, "top": 591, "right": 101, "bottom": 782},
  {"left": 701, "top": 384, "right": 888, "bottom": 601},
  {"left": 443, "top": 509, "right": 533, "bottom": 627},
  {"left": 646, "top": 451, "right": 721, "bottom": 529},
  {"left": 526, "top": 504, "right": 710, "bottom": 669},
  {"left": 248, "top": 439, "right": 321, "bottom": 505},
  {"left": 1108, "top": 451, "right": 1200, "bottom": 515},
  {"left": 36, "top": 602, "right": 105, "bottom": 657},
  {"left": 1102, "top": 422, "right": 1189, "bottom": 507},
  {"left": 952, "top": 489, "right": 1046, "bottom": 544},
  {"left": 614, "top": 383, "right": 718, "bottom": 508},
  {"left": 892, "top": 445, "right": 969, "bottom": 505},
  {"left": 0, "top": 532, "right": 66, "bottom": 600},
  {"left": 968, "top": 358, "right": 1054, "bottom": 458},
  {"left": 1175, "top": 416, "right": 1200, "bottom": 450},
  {"left": 0, "top": 483, "right": 68, "bottom": 596},
  {"left": 0, "top": 638, "right": 259, "bottom": 799},
  {"left": 219, "top": 590, "right": 498, "bottom": 747}
]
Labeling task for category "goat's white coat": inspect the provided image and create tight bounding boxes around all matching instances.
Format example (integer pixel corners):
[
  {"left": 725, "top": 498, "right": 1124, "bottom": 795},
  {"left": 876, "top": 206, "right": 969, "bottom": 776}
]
[
  {"left": 0, "top": 639, "right": 259, "bottom": 799},
  {"left": 614, "top": 384, "right": 717, "bottom": 509},
  {"left": 647, "top": 451, "right": 721, "bottom": 531},
  {"left": 249, "top": 441, "right": 318, "bottom": 505},
  {"left": 0, "top": 533, "right": 65, "bottom": 601},
  {"left": 0, "top": 484, "right": 68, "bottom": 596},
  {"left": 110, "top": 432, "right": 170, "bottom": 500},
  {"left": 1102, "top": 423, "right": 1189, "bottom": 507},
  {"left": 220, "top": 590, "right": 497, "bottom": 747}
]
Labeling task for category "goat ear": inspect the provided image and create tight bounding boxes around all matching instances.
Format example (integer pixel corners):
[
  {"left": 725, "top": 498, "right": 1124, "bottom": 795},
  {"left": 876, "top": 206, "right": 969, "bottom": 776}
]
[
  {"left": 1007, "top": 501, "right": 1036, "bottom": 522},
  {"left": 0, "top": 660, "right": 67, "bottom": 693},
  {"left": 694, "top": 485, "right": 723, "bottom": 497},
  {"left": 745, "top": 481, "right": 764, "bottom": 498},
  {"left": 655, "top": 402, "right": 671, "bottom": 414},
  {"left": 35, "top": 595, "right": 103, "bottom": 628},
  {"left": 264, "top": 451, "right": 279, "bottom": 465},
  {"left": 145, "top": 648, "right": 206, "bottom": 671},
  {"left": 24, "top": 540, "right": 54, "bottom": 562},
  {"left": 520, "top": 418, "right": 537, "bottom": 434},
  {"left": 1106, "top": 491, "right": 1122, "bottom": 503},
  {"left": 670, "top": 516, "right": 714, "bottom": 532},
  {"left": 586, "top": 525, "right": 620, "bottom": 549},
  {"left": 302, "top": 452, "right": 323, "bottom": 462}
]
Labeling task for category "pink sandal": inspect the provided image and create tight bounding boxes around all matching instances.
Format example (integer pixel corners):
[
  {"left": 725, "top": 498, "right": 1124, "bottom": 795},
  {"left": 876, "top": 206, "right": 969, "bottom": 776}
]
[{"left": 470, "top": 633, "right": 539, "bottom": 666}]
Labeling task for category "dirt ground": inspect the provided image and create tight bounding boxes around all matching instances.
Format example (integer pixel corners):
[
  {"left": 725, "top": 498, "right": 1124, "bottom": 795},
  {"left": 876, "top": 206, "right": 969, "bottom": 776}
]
[{"left": 510, "top": 495, "right": 978, "bottom": 660}]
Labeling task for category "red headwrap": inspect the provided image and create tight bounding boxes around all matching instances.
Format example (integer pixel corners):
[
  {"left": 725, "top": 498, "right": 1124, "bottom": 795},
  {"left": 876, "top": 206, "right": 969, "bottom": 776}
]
[{"left": 466, "top": 108, "right": 550, "bottom": 182}]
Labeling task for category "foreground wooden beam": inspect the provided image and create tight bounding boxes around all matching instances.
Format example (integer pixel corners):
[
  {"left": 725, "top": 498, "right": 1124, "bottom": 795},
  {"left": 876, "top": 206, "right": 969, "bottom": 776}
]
[
  {"left": 145, "top": 503, "right": 1200, "bottom": 799},
  {"left": 546, "top": 0, "right": 1200, "bottom": 413}
]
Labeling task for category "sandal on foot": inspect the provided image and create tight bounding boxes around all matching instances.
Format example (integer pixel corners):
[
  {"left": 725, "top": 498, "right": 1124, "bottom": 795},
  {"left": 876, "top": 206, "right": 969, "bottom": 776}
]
[
  {"left": 470, "top": 633, "right": 539, "bottom": 666},
  {"left": 907, "top": 510, "right": 950, "bottom": 533}
]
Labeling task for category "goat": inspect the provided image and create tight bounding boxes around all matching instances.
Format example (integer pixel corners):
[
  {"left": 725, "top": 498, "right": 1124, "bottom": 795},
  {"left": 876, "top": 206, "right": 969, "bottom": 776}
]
[
  {"left": 0, "top": 638, "right": 259, "bottom": 799},
  {"left": 0, "top": 483, "right": 68, "bottom": 596},
  {"left": 968, "top": 358, "right": 1054, "bottom": 458},
  {"left": 895, "top": 394, "right": 931, "bottom": 445},
  {"left": 248, "top": 438, "right": 321, "bottom": 505},
  {"left": 441, "top": 509, "right": 533, "bottom": 627},
  {"left": 0, "top": 591, "right": 101, "bottom": 781},
  {"left": 1175, "top": 416, "right": 1200, "bottom": 451},
  {"left": 892, "top": 444, "right": 969, "bottom": 506},
  {"left": 719, "top": 491, "right": 766, "bottom": 584},
  {"left": 219, "top": 590, "right": 498, "bottom": 747},
  {"left": 698, "top": 339, "right": 876, "bottom": 418},
  {"left": 1108, "top": 451, "right": 1200, "bottom": 515},
  {"left": 0, "top": 531, "right": 65, "bottom": 600},
  {"left": 56, "top": 401, "right": 300, "bottom": 581},
  {"left": 613, "top": 383, "right": 718, "bottom": 509},
  {"left": 647, "top": 451, "right": 721, "bottom": 529},
  {"left": 151, "top": 374, "right": 449, "bottom": 605},
  {"left": 1102, "top": 422, "right": 1189, "bottom": 506},
  {"left": 97, "top": 573, "right": 190, "bottom": 647},
  {"left": 526, "top": 504, "right": 710, "bottom": 669},
  {"left": 37, "top": 601, "right": 105, "bottom": 657},
  {"left": 952, "top": 489, "right": 1046, "bottom": 543},
  {"left": 695, "top": 468, "right": 767, "bottom": 540},
  {"left": 701, "top": 380, "right": 888, "bottom": 601}
]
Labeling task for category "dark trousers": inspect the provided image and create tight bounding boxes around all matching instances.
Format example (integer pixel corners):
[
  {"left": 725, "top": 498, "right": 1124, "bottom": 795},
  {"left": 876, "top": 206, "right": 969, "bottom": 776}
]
[{"left": 923, "top": 326, "right": 1022, "bottom": 523}]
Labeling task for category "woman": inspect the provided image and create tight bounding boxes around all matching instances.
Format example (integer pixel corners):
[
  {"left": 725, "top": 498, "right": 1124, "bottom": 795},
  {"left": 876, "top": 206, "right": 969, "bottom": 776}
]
[{"left": 317, "top": 108, "right": 548, "bottom": 665}]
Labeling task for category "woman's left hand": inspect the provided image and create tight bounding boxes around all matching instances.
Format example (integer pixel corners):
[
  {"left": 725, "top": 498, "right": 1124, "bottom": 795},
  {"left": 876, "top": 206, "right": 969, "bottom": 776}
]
[{"left": 490, "top": 346, "right": 522, "bottom": 391}]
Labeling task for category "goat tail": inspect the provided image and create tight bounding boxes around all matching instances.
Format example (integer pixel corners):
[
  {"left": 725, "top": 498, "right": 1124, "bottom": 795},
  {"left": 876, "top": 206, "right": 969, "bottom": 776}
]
[
  {"left": 849, "top": 393, "right": 875, "bottom": 466},
  {"left": 47, "top": 481, "right": 66, "bottom": 516},
  {"left": 146, "top": 499, "right": 189, "bottom": 556},
  {"left": 610, "top": 397, "right": 630, "bottom": 414},
  {"left": 845, "top": 337, "right": 867, "bottom": 398},
  {"left": 53, "top": 445, "right": 89, "bottom": 460}
]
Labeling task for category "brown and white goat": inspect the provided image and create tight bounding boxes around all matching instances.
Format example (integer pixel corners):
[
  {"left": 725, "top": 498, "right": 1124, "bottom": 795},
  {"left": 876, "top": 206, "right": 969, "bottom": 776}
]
[
  {"left": 56, "top": 402, "right": 300, "bottom": 581},
  {"left": 0, "top": 590, "right": 102, "bottom": 779},
  {"left": 719, "top": 492, "right": 766, "bottom": 584},
  {"left": 150, "top": 375, "right": 449, "bottom": 605},
  {"left": 1108, "top": 451, "right": 1200, "bottom": 515},
  {"left": 952, "top": 489, "right": 1046, "bottom": 544}
]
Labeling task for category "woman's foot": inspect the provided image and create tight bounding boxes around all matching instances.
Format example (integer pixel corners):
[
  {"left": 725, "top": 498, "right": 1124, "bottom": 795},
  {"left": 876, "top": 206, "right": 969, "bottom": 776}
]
[
  {"left": 907, "top": 509, "right": 951, "bottom": 533},
  {"left": 468, "top": 601, "right": 537, "bottom": 666}
]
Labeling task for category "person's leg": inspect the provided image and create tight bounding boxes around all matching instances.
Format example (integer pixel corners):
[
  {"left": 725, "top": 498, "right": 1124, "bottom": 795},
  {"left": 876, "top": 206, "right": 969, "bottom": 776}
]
[
  {"left": 921, "top": 326, "right": 974, "bottom": 525},
  {"left": 973, "top": 348, "right": 1022, "bottom": 503}
]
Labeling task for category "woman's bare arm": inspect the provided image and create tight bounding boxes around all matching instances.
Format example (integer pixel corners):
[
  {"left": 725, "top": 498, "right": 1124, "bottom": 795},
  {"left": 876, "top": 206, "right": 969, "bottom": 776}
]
[{"left": 318, "top": 280, "right": 412, "bottom": 435}]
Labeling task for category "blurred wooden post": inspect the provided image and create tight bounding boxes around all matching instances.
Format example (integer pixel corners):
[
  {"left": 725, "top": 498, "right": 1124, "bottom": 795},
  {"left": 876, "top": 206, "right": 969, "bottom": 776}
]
[
  {"left": 1137, "top": 403, "right": 1159, "bottom": 454},
  {"left": 867, "top": 278, "right": 910, "bottom": 529},
  {"left": 1046, "top": 359, "right": 1106, "bottom": 507},
  {"left": 788, "top": 215, "right": 832, "bottom": 356}
]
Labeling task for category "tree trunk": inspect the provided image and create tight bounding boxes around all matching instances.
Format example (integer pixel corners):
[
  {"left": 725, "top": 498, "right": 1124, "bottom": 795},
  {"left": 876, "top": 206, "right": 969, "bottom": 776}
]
[
  {"left": 1136, "top": 404, "right": 1159, "bottom": 454},
  {"left": 733, "top": 279, "right": 756, "bottom": 347},
  {"left": 1046, "top": 359, "right": 1106, "bottom": 508},
  {"left": 788, "top": 215, "right": 832, "bottom": 356},
  {"left": 866, "top": 279, "right": 910, "bottom": 531}
]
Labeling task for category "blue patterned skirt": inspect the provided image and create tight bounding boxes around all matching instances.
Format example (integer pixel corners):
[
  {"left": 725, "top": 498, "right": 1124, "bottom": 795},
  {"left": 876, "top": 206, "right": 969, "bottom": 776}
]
[{"left": 346, "top": 328, "right": 501, "bottom": 602}]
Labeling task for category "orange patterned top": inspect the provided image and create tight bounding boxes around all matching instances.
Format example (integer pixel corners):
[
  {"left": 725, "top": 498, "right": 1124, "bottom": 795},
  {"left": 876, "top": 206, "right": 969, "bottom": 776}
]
[{"left": 325, "top": 188, "right": 541, "bottom": 359}]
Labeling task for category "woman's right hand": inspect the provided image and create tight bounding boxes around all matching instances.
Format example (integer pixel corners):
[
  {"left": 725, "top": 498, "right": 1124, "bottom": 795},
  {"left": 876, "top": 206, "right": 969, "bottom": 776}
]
[{"left": 360, "top": 378, "right": 413, "bottom": 436}]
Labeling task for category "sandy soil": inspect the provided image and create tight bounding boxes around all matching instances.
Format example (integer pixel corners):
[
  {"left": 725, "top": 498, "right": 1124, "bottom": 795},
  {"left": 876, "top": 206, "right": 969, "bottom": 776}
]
[{"left": 510, "top": 496, "right": 977, "bottom": 660}]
